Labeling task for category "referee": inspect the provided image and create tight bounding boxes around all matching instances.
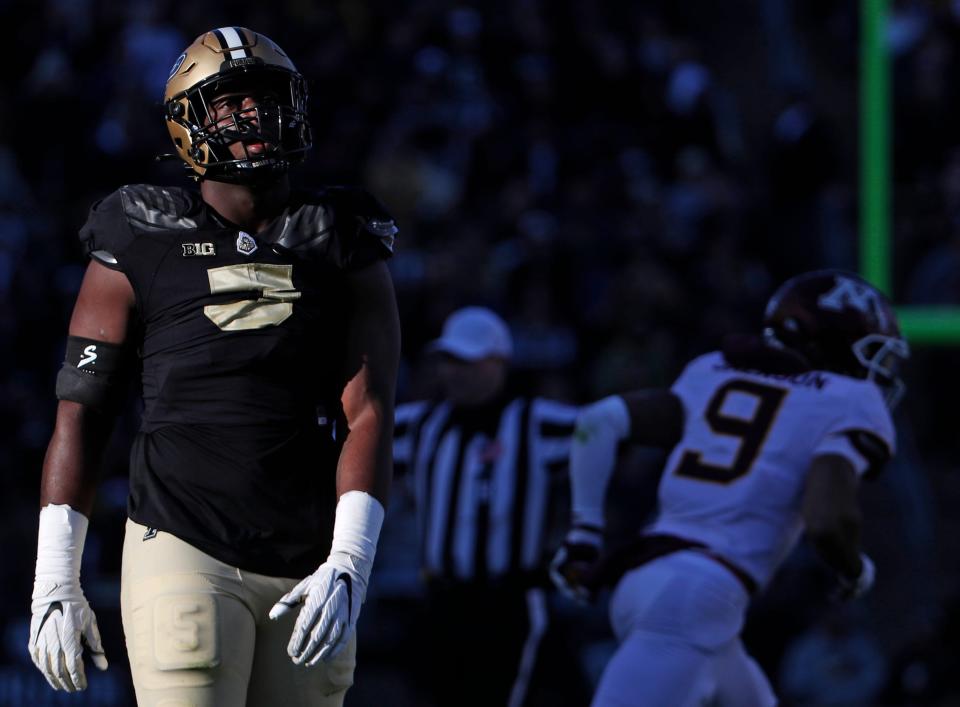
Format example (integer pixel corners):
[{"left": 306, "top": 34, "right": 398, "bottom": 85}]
[{"left": 394, "top": 307, "right": 588, "bottom": 707}]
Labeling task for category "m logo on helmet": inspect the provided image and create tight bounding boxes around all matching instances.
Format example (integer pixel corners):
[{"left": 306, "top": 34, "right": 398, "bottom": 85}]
[{"left": 818, "top": 276, "right": 890, "bottom": 330}]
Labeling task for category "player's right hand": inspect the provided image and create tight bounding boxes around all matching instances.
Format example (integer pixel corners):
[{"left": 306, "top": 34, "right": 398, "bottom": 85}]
[
  {"left": 834, "top": 552, "right": 876, "bottom": 602},
  {"left": 29, "top": 580, "right": 108, "bottom": 691},
  {"left": 550, "top": 524, "right": 603, "bottom": 604}
]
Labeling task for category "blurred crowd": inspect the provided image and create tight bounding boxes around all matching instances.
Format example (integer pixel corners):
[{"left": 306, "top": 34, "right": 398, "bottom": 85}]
[{"left": 1, "top": 0, "right": 959, "bottom": 704}]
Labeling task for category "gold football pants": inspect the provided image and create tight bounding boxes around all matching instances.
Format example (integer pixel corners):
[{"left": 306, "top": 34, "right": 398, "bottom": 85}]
[{"left": 120, "top": 519, "right": 355, "bottom": 707}]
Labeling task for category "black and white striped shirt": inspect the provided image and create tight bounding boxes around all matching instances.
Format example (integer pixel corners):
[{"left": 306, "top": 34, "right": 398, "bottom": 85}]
[{"left": 394, "top": 397, "right": 578, "bottom": 583}]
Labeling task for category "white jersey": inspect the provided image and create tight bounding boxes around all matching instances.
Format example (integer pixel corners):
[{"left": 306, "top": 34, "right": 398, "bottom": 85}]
[{"left": 647, "top": 351, "right": 895, "bottom": 588}]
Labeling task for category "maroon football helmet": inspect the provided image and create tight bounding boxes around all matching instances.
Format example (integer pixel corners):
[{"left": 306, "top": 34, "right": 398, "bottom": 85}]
[{"left": 763, "top": 270, "right": 909, "bottom": 406}]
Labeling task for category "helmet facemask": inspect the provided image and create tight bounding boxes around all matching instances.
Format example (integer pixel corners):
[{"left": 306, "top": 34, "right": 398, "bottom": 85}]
[
  {"left": 852, "top": 333, "right": 910, "bottom": 409},
  {"left": 168, "top": 66, "right": 311, "bottom": 184}
]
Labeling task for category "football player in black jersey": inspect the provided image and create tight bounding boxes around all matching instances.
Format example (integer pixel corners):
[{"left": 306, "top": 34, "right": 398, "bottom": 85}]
[{"left": 28, "top": 27, "right": 400, "bottom": 707}]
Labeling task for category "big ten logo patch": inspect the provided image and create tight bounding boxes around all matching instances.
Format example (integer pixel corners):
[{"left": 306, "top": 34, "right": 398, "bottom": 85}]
[{"left": 182, "top": 242, "right": 216, "bottom": 257}]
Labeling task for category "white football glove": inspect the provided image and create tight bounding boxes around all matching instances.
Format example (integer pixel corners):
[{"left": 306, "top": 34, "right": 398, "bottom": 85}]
[
  {"left": 269, "top": 491, "right": 384, "bottom": 666},
  {"left": 28, "top": 505, "right": 108, "bottom": 691},
  {"left": 269, "top": 555, "right": 364, "bottom": 665},
  {"left": 550, "top": 524, "right": 604, "bottom": 604}
]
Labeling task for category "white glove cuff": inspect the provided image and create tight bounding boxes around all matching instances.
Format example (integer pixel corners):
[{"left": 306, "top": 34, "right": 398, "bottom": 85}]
[
  {"left": 35, "top": 504, "right": 88, "bottom": 585},
  {"left": 329, "top": 491, "right": 385, "bottom": 597},
  {"left": 571, "top": 395, "right": 630, "bottom": 530}
]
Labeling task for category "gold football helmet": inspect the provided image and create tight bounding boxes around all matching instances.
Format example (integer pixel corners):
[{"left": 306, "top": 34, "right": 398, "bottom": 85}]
[{"left": 163, "top": 27, "right": 312, "bottom": 182}]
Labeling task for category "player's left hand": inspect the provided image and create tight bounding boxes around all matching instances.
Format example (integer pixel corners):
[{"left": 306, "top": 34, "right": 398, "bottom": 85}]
[
  {"left": 550, "top": 524, "right": 603, "bottom": 604},
  {"left": 269, "top": 556, "right": 363, "bottom": 665}
]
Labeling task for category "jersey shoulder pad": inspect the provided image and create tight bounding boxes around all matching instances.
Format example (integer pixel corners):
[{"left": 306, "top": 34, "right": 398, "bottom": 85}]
[
  {"left": 79, "top": 185, "right": 202, "bottom": 268},
  {"left": 273, "top": 187, "right": 397, "bottom": 269},
  {"left": 670, "top": 351, "right": 724, "bottom": 396}
]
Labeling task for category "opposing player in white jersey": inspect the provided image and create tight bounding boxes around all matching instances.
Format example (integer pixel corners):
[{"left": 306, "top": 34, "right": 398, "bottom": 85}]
[{"left": 551, "top": 270, "right": 909, "bottom": 707}]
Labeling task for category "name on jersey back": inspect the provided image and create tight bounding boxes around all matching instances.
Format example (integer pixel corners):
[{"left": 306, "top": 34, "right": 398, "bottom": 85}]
[{"left": 714, "top": 362, "right": 828, "bottom": 390}]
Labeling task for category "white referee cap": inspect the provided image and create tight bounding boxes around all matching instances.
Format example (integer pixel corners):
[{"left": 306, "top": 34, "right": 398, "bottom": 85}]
[{"left": 428, "top": 307, "right": 513, "bottom": 361}]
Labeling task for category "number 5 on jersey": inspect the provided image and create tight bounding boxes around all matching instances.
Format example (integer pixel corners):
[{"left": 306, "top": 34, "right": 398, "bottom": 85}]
[
  {"left": 675, "top": 380, "right": 788, "bottom": 484},
  {"left": 204, "top": 263, "right": 301, "bottom": 331}
]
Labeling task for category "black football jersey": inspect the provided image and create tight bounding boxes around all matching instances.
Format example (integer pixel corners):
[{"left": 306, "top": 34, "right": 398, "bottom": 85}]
[{"left": 79, "top": 184, "right": 396, "bottom": 577}]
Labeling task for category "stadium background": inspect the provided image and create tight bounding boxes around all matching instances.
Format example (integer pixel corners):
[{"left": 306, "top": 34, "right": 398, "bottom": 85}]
[{"left": 1, "top": 0, "right": 958, "bottom": 704}]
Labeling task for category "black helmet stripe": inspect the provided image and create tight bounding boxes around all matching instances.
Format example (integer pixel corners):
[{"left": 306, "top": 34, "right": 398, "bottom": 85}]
[
  {"left": 211, "top": 29, "right": 229, "bottom": 50},
  {"left": 213, "top": 26, "right": 252, "bottom": 59}
]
